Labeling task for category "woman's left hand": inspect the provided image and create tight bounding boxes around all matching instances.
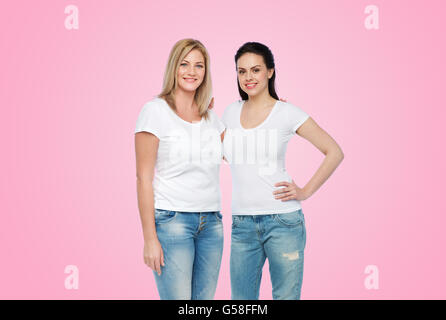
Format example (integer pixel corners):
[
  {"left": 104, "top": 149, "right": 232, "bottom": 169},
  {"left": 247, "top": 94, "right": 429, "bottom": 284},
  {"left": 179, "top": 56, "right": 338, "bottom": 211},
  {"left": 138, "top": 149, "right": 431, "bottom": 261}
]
[{"left": 273, "top": 180, "right": 309, "bottom": 201}]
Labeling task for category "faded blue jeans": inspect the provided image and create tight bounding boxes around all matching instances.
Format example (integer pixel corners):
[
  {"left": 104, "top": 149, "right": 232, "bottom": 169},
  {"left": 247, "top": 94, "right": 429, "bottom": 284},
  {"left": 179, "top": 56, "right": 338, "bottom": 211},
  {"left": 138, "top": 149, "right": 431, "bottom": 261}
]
[
  {"left": 153, "top": 209, "right": 224, "bottom": 300},
  {"left": 230, "top": 209, "right": 307, "bottom": 300}
]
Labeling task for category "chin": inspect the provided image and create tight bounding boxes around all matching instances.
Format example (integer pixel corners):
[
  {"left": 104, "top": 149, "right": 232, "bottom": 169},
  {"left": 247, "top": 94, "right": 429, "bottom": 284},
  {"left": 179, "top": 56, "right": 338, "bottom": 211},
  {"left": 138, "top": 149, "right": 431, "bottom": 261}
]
[
  {"left": 179, "top": 84, "right": 200, "bottom": 92},
  {"left": 246, "top": 90, "right": 260, "bottom": 98}
]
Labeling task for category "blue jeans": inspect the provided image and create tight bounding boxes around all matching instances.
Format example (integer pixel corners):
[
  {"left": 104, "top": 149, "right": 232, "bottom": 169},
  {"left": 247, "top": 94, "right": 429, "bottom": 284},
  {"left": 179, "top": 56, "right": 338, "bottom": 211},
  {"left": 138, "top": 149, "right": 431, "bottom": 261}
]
[
  {"left": 230, "top": 209, "right": 307, "bottom": 300},
  {"left": 153, "top": 209, "right": 224, "bottom": 300}
]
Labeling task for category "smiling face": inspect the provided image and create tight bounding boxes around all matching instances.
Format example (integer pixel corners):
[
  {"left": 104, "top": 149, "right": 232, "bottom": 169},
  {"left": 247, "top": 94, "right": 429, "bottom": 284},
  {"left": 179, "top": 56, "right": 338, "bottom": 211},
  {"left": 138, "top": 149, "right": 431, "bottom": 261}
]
[
  {"left": 237, "top": 52, "right": 274, "bottom": 98},
  {"left": 176, "top": 49, "right": 206, "bottom": 93}
]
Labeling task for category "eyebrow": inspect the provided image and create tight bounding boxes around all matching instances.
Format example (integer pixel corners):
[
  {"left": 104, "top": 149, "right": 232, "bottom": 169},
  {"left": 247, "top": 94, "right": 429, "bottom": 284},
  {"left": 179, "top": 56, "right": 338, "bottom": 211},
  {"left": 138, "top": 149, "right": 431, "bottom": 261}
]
[
  {"left": 182, "top": 59, "right": 204, "bottom": 64},
  {"left": 237, "top": 65, "right": 262, "bottom": 70}
]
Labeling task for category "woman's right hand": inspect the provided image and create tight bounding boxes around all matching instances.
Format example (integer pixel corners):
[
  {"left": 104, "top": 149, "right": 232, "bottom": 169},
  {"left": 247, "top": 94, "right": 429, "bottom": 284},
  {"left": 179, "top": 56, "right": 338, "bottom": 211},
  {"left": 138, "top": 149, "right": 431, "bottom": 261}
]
[
  {"left": 144, "top": 238, "right": 165, "bottom": 276},
  {"left": 208, "top": 97, "right": 214, "bottom": 109}
]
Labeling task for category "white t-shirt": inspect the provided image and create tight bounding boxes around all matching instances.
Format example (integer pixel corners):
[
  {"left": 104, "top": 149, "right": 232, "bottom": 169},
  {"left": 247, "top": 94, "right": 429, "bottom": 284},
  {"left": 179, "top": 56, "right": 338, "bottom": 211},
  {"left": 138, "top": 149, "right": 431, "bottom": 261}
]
[
  {"left": 134, "top": 97, "right": 225, "bottom": 212},
  {"left": 222, "top": 99, "right": 310, "bottom": 215}
]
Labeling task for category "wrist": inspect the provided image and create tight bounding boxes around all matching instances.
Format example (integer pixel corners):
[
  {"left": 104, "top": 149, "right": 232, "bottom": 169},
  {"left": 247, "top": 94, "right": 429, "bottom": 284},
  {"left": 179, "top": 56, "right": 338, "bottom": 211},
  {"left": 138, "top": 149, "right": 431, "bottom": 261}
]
[
  {"left": 145, "top": 233, "right": 159, "bottom": 243},
  {"left": 303, "top": 186, "right": 312, "bottom": 200}
]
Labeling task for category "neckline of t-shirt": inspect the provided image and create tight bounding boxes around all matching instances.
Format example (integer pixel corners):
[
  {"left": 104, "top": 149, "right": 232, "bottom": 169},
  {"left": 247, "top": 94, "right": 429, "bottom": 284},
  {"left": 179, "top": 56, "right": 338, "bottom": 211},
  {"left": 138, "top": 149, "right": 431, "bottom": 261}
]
[
  {"left": 238, "top": 99, "right": 280, "bottom": 130},
  {"left": 157, "top": 97, "right": 204, "bottom": 126}
]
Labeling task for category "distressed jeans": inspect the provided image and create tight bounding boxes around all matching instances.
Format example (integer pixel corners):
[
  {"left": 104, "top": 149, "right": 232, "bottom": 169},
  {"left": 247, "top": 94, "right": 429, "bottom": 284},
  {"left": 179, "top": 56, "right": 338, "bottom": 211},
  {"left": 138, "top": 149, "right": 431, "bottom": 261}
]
[
  {"left": 230, "top": 209, "right": 307, "bottom": 300},
  {"left": 153, "top": 209, "right": 224, "bottom": 300}
]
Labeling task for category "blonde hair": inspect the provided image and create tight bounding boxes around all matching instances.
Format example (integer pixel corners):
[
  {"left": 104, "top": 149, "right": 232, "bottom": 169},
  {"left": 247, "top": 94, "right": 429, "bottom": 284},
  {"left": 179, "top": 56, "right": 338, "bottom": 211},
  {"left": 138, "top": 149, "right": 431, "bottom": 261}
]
[{"left": 158, "top": 39, "right": 212, "bottom": 120}]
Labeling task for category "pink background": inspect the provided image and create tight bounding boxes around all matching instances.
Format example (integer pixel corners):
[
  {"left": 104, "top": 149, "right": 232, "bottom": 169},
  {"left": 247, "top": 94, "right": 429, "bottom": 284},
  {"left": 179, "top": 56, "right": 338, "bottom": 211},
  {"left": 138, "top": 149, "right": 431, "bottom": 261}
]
[{"left": 1, "top": 0, "right": 445, "bottom": 299}]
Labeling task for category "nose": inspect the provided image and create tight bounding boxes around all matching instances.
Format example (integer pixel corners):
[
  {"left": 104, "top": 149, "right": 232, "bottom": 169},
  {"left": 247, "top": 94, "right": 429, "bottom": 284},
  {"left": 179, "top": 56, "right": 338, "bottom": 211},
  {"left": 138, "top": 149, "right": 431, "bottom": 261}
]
[
  {"left": 187, "top": 68, "right": 195, "bottom": 76},
  {"left": 245, "top": 71, "right": 253, "bottom": 82},
  {"left": 183, "top": 64, "right": 195, "bottom": 75}
]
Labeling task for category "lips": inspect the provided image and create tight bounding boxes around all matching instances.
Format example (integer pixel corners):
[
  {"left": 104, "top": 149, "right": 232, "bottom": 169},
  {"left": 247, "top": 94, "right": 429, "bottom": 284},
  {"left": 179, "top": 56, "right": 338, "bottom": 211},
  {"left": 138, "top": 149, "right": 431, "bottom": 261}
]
[
  {"left": 245, "top": 83, "right": 257, "bottom": 89},
  {"left": 184, "top": 77, "right": 197, "bottom": 83}
]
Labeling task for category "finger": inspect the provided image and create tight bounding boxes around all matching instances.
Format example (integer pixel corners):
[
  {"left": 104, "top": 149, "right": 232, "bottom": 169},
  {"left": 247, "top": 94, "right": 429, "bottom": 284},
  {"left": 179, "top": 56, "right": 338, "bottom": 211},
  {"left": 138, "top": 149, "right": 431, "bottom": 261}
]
[
  {"left": 275, "top": 192, "right": 294, "bottom": 200},
  {"left": 148, "top": 258, "right": 155, "bottom": 271},
  {"left": 275, "top": 191, "right": 292, "bottom": 199},
  {"left": 281, "top": 195, "right": 296, "bottom": 202},
  {"left": 155, "top": 259, "right": 161, "bottom": 276},
  {"left": 273, "top": 187, "right": 290, "bottom": 195},
  {"left": 274, "top": 181, "right": 290, "bottom": 187},
  {"left": 161, "top": 250, "right": 165, "bottom": 267}
]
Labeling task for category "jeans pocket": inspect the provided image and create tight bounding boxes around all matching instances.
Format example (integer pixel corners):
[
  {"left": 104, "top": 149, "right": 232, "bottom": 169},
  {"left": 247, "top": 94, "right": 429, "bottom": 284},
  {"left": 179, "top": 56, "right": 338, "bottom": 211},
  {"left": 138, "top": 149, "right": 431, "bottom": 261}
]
[
  {"left": 154, "top": 209, "right": 178, "bottom": 225},
  {"left": 232, "top": 215, "right": 241, "bottom": 229},
  {"left": 214, "top": 211, "right": 223, "bottom": 222},
  {"left": 273, "top": 210, "right": 304, "bottom": 227}
]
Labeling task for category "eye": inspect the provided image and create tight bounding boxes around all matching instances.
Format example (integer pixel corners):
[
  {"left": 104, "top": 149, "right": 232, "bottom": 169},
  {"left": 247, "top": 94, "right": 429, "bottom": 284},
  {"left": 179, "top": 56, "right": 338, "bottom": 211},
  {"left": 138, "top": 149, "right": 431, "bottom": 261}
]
[
  {"left": 238, "top": 70, "right": 245, "bottom": 74},
  {"left": 180, "top": 63, "right": 187, "bottom": 66},
  {"left": 196, "top": 65, "right": 203, "bottom": 68},
  {"left": 253, "top": 69, "right": 260, "bottom": 73}
]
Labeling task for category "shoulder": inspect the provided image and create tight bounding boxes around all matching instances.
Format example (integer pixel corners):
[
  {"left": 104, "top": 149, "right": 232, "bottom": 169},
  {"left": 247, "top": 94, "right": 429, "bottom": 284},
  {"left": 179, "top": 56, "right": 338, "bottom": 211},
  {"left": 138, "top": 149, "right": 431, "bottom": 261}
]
[
  {"left": 135, "top": 97, "right": 170, "bottom": 136},
  {"left": 277, "top": 100, "right": 308, "bottom": 116},
  {"left": 205, "top": 108, "right": 225, "bottom": 132},
  {"left": 222, "top": 100, "right": 242, "bottom": 125},
  {"left": 228, "top": 100, "right": 243, "bottom": 109},
  {"left": 142, "top": 97, "right": 167, "bottom": 110},
  {"left": 223, "top": 100, "right": 243, "bottom": 116},
  {"left": 139, "top": 97, "right": 170, "bottom": 117},
  {"left": 206, "top": 108, "right": 221, "bottom": 122},
  {"left": 277, "top": 100, "right": 299, "bottom": 111}
]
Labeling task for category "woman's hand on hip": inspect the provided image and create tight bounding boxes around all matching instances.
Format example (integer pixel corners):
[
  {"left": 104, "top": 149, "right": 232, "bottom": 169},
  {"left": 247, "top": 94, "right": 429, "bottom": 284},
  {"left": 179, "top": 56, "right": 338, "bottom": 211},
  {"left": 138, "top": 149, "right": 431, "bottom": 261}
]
[{"left": 273, "top": 180, "right": 310, "bottom": 201}]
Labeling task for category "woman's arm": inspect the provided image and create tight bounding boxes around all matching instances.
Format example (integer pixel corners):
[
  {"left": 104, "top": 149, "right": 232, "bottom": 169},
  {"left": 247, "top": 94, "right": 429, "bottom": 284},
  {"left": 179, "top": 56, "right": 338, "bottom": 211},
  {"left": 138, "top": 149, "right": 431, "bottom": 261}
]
[
  {"left": 135, "top": 132, "right": 164, "bottom": 275},
  {"left": 274, "top": 117, "right": 344, "bottom": 201}
]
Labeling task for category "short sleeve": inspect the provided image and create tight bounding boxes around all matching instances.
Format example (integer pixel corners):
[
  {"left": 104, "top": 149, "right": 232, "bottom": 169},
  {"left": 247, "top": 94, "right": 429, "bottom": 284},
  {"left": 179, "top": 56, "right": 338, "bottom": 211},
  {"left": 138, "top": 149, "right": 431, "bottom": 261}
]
[
  {"left": 209, "top": 109, "right": 225, "bottom": 134},
  {"left": 134, "top": 101, "right": 164, "bottom": 138},
  {"left": 287, "top": 103, "right": 310, "bottom": 134},
  {"left": 221, "top": 101, "right": 239, "bottom": 127}
]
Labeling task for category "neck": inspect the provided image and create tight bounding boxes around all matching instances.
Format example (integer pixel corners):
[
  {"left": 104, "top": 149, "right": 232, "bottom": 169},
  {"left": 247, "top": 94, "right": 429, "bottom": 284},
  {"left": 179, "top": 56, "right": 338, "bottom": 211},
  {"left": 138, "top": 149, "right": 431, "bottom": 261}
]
[
  {"left": 174, "top": 87, "right": 196, "bottom": 110},
  {"left": 247, "top": 88, "right": 275, "bottom": 108}
]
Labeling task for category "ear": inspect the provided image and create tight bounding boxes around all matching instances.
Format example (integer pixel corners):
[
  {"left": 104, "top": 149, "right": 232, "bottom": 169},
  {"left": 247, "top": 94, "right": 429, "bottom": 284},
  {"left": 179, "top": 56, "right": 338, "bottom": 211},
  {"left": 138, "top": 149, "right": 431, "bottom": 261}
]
[{"left": 268, "top": 68, "right": 274, "bottom": 79}]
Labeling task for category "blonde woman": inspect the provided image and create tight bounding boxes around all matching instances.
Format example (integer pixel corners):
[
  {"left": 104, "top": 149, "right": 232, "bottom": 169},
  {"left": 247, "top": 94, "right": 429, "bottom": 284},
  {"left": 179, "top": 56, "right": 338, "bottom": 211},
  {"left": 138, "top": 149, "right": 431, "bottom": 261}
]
[{"left": 134, "top": 39, "right": 225, "bottom": 300}]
